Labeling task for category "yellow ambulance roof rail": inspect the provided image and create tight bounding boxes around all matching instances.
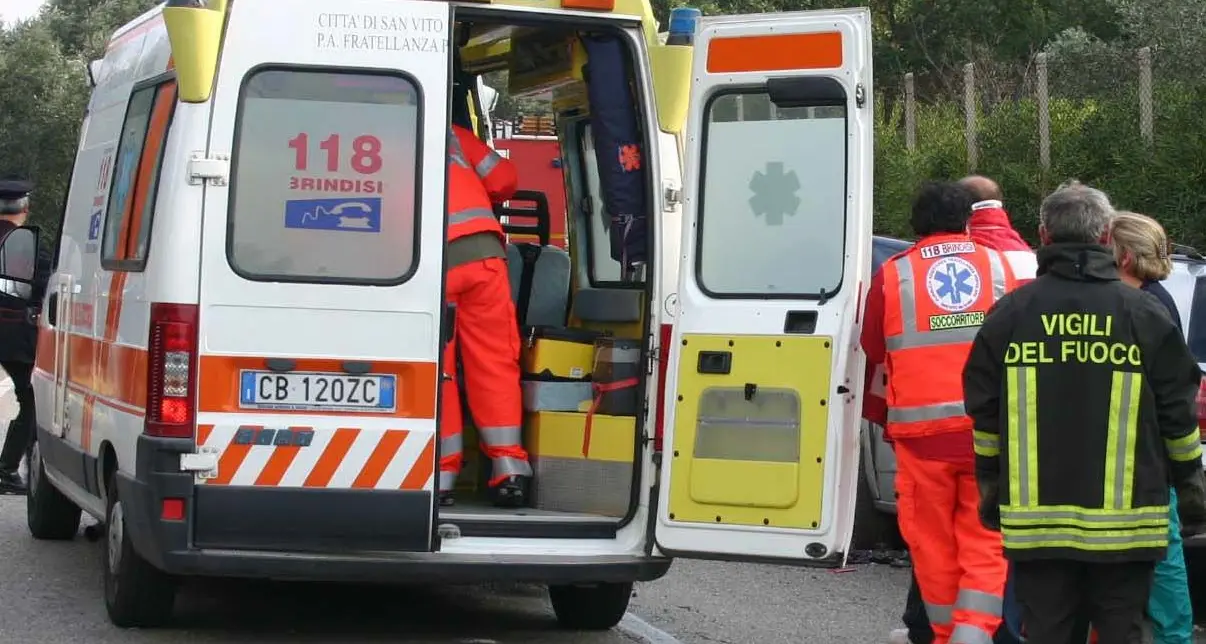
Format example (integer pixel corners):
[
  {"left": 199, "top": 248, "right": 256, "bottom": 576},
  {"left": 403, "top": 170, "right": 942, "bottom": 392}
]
[{"left": 163, "top": 0, "right": 226, "bottom": 103}]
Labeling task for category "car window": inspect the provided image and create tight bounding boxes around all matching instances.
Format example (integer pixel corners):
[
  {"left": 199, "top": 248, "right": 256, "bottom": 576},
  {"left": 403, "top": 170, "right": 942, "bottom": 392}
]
[
  {"left": 871, "top": 237, "right": 911, "bottom": 272},
  {"left": 1182, "top": 272, "right": 1206, "bottom": 363}
]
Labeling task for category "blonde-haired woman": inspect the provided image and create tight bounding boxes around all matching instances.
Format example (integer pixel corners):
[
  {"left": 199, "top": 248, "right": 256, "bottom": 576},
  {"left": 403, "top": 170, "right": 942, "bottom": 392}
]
[{"left": 1109, "top": 211, "right": 1193, "bottom": 644}]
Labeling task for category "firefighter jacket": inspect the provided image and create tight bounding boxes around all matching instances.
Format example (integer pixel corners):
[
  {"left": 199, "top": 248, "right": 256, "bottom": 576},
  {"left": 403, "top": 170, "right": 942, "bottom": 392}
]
[
  {"left": 865, "top": 232, "right": 1019, "bottom": 442},
  {"left": 964, "top": 242, "right": 1206, "bottom": 563}
]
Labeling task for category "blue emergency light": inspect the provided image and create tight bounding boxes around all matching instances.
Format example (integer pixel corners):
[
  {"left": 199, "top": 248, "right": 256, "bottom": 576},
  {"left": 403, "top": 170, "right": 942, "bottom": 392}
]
[{"left": 666, "top": 7, "right": 701, "bottom": 46}]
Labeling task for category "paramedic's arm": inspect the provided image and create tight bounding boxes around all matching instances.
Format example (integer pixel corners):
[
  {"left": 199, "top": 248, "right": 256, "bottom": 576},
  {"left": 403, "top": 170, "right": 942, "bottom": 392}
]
[
  {"left": 457, "top": 129, "right": 518, "bottom": 204},
  {"left": 963, "top": 295, "right": 1013, "bottom": 530},
  {"left": 859, "top": 272, "right": 888, "bottom": 427},
  {"left": 1147, "top": 318, "right": 1206, "bottom": 533},
  {"left": 860, "top": 269, "right": 887, "bottom": 367}
]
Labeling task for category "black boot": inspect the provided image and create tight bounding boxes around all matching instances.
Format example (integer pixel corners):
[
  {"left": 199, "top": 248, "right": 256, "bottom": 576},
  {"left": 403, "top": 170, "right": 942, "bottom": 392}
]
[
  {"left": 439, "top": 491, "right": 456, "bottom": 507},
  {"left": 0, "top": 469, "right": 26, "bottom": 495},
  {"left": 489, "top": 475, "right": 529, "bottom": 508}
]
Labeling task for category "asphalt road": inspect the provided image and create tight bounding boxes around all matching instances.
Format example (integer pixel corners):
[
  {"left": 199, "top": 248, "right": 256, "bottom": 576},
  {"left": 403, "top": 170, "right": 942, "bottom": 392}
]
[
  {"left": 0, "top": 490, "right": 914, "bottom": 644},
  {"left": 0, "top": 379, "right": 936, "bottom": 643}
]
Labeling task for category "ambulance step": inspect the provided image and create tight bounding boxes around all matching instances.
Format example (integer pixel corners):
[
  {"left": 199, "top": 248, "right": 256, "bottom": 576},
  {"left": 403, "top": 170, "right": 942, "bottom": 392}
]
[{"left": 439, "top": 501, "right": 618, "bottom": 540}]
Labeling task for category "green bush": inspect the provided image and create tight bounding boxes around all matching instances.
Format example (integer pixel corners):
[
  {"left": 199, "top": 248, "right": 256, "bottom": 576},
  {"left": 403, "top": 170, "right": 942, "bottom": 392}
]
[{"left": 874, "top": 82, "right": 1206, "bottom": 250}]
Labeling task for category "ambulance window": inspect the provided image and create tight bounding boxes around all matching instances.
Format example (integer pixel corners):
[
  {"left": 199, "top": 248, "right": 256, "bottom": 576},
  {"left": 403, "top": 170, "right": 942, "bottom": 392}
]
[
  {"left": 228, "top": 69, "right": 420, "bottom": 285},
  {"left": 579, "top": 124, "right": 624, "bottom": 285},
  {"left": 696, "top": 89, "right": 848, "bottom": 297},
  {"left": 101, "top": 79, "right": 176, "bottom": 271}
]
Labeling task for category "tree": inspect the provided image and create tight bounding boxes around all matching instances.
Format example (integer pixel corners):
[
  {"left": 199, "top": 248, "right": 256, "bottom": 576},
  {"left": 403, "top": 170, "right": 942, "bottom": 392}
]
[{"left": 0, "top": 0, "right": 156, "bottom": 234}]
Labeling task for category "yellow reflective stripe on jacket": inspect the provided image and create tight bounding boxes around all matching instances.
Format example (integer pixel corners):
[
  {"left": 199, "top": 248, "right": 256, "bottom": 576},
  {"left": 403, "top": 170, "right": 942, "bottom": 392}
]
[
  {"left": 973, "top": 430, "right": 999, "bottom": 457},
  {"left": 1165, "top": 428, "right": 1204, "bottom": 462},
  {"left": 1003, "top": 525, "right": 1168, "bottom": 551},
  {"left": 1007, "top": 366, "right": 1038, "bottom": 507},
  {"left": 1001, "top": 504, "right": 1169, "bottom": 530},
  {"left": 1104, "top": 371, "right": 1142, "bottom": 510}
]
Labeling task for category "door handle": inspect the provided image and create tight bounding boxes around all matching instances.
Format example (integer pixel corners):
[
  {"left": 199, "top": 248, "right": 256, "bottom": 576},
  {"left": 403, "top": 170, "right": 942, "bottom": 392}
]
[
  {"left": 46, "top": 292, "right": 58, "bottom": 327},
  {"left": 697, "top": 351, "right": 732, "bottom": 375}
]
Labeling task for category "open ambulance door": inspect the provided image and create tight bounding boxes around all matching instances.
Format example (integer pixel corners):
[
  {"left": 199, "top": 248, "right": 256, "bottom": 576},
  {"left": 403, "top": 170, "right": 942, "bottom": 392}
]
[
  {"left": 655, "top": 8, "right": 873, "bottom": 565},
  {"left": 192, "top": 0, "right": 450, "bottom": 553}
]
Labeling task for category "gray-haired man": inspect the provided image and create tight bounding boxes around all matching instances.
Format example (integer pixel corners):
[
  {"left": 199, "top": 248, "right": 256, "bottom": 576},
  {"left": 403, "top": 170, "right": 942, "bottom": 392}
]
[{"left": 963, "top": 180, "right": 1206, "bottom": 643}]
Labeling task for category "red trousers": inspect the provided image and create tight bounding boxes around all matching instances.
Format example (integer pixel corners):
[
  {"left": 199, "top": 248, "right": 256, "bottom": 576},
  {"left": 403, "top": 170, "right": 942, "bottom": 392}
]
[
  {"left": 896, "top": 446, "right": 1007, "bottom": 644},
  {"left": 439, "top": 257, "right": 531, "bottom": 491}
]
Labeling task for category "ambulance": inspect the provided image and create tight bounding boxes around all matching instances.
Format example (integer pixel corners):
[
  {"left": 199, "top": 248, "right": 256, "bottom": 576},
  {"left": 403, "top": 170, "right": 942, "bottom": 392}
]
[{"left": 21, "top": 0, "right": 875, "bottom": 630}]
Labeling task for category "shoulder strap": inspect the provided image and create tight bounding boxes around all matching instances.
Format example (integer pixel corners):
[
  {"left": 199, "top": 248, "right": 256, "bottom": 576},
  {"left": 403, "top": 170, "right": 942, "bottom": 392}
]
[{"left": 515, "top": 243, "right": 543, "bottom": 328}]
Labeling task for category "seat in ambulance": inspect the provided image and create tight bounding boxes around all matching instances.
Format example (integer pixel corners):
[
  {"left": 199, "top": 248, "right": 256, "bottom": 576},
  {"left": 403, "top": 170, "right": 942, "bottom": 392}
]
[{"left": 498, "top": 190, "right": 571, "bottom": 327}]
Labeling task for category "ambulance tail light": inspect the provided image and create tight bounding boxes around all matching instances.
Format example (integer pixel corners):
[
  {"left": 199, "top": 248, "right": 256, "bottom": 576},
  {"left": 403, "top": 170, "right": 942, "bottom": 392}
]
[
  {"left": 653, "top": 324, "right": 673, "bottom": 452},
  {"left": 146, "top": 303, "right": 199, "bottom": 439},
  {"left": 561, "top": 0, "right": 615, "bottom": 11}
]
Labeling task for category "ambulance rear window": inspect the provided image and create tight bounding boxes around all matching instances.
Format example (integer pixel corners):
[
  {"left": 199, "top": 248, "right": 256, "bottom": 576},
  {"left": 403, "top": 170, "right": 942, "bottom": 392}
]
[
  {"left": 228, "top": 68, "right": 421, "bottom": 285},
  {"left": 695, "top": 89, "right": 847, "bottom": 298}
]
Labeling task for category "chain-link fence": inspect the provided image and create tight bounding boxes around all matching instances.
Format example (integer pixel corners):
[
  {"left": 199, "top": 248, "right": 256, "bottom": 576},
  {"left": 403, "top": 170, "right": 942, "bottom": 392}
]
[{"left": 876, "top": 45, "right": 1206, "bottom": 249}]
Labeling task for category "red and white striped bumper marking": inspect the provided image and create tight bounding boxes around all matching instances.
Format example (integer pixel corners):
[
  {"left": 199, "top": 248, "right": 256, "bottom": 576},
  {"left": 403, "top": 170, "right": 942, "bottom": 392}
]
[{"left": 196, "top": 425, "right": 435, "bottom": 491}]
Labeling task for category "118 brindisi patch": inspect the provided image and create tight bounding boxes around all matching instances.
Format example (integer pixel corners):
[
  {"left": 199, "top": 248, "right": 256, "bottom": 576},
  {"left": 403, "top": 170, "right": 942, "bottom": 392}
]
[
  {"left": 919, "top": 241, "right": 976, "bottom": 259},
  {"left": 929, "top": 311, "right": 985, "bottom": 330}
]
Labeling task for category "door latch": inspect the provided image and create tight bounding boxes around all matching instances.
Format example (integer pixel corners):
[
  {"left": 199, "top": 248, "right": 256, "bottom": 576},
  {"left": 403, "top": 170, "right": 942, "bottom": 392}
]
[
  {"left": 663, "top": 181, "right": 681, "bottom": 212},
  {"left": 188, "top": 152, "right": 231, "bottom": 187},
  {"left": 180, "top": 446, "right": 219, "bottom": 480}
]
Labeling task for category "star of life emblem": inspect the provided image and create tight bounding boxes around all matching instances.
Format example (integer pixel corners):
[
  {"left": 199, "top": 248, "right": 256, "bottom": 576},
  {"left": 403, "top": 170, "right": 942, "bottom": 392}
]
[{"left": 925, "top": 256, "right": 982, "bottom": 313}]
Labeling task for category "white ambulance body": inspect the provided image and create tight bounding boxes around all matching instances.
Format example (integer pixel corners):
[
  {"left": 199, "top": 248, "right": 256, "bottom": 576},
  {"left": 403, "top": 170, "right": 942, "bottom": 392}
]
[{"left": 27, "top": 0, "right": 874, "bottom": 629}]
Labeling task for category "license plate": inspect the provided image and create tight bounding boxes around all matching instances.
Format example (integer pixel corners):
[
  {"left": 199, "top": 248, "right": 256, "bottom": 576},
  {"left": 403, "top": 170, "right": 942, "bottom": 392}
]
[{"left": 238, "top": 371, "right": 396, "bottom": 413}]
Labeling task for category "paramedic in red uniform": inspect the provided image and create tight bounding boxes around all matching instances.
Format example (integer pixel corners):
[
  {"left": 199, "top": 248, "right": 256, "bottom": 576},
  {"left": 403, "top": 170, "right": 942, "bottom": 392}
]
[
  {"left": 960, "top": 175, "right": 1038, "bottom": 281},
  {"left": 440, "top": 124, "right": 532, "bottom": 508},
  {"left": 862, "top": 181, "right": 1018, "bottom": 644},
  {"left": 891, "top": 176, "right": 1037, "bottom": 644}
]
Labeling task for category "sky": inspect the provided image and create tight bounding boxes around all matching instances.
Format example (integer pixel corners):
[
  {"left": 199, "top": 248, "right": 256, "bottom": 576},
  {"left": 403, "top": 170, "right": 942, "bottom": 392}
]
[{"left": 3, "top": 0, "right": 46, "bottom": 26}]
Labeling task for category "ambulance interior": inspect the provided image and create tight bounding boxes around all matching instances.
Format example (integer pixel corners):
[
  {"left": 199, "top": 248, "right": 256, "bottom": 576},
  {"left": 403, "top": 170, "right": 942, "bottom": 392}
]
[{"left": 440, "top": 11, "right": 655, "bottom": 539}]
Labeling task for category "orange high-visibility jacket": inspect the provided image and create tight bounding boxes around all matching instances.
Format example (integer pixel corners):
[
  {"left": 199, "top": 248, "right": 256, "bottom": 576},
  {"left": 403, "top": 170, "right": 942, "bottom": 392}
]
[
  {"left": 881, "top": 233, "right": 1018, "bottom": 439},
  {"left": 447, "top": 124, "right": 518, "bottom": 242}
]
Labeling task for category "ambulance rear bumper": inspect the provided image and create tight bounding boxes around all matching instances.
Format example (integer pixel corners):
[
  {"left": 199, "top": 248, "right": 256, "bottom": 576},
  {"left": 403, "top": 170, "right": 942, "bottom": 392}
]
[{"left": 115, "top": 437, "right": 670, "bottom": 585}]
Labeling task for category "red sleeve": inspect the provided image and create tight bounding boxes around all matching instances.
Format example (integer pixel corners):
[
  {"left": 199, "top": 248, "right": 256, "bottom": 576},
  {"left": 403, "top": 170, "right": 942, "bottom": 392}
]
[
  {"left": 455, "top": 127, "right": 518, "bottom": 204},
  {"left": 860, "top": 267, "right": 887, "bottom": 367}
]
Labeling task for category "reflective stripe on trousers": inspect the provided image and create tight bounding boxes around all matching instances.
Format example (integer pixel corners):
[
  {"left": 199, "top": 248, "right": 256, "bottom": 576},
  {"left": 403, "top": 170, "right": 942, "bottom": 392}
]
[
  {"left": 442, "top": 433, "right": 463, "bottom": 460},
  {"left": 885, "top": 250, "right": 1007, "bottom": 425},
  {"left": 438, "top": 433, "right": 464, "bottom": 492},
  {"left": 439, "top": 470, "right": 457, "bottom": 492},
  {"left": 950, "top": 624, "right": 995, "bottom": 644},
  {"left": 480, "top": 425, "right": 533, "bottom": 477},
  {"left": 926, "top": 589, "right": 1003, "bottom": 628}
]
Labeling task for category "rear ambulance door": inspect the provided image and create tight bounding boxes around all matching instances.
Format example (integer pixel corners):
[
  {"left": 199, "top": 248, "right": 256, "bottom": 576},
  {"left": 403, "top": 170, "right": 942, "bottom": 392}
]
[
  {"left": 195, "top": 0, "right": 450, "bottom": 553},
  {"left": 655, "top": 8, "right": 873, "bottom": 564}
]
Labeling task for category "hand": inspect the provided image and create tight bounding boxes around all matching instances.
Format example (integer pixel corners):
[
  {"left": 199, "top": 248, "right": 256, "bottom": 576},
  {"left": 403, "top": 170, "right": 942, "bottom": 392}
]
[
  {"left": 977, "top": 478, "right": 1001, "bottom": 531},
  {"left": 979, "top": 503, "right": 1001, "bottom": 532},
  {"left": 1181, "top": 520, "right": 1206, "bottom": 539}
]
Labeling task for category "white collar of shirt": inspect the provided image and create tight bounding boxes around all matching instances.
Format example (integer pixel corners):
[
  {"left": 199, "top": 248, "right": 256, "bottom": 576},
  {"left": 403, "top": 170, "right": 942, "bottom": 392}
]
[{"left": 971, "top": 200, "right": 1003, "bottom": 211}]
